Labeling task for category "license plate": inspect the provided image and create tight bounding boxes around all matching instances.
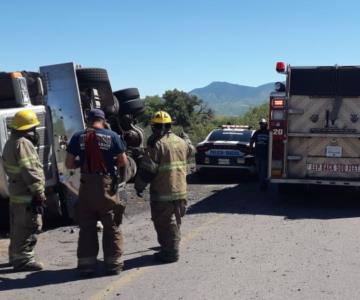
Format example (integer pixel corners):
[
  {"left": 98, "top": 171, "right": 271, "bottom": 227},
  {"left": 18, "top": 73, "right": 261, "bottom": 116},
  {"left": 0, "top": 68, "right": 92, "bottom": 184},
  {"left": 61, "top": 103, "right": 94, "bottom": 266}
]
[
  {"left": 207, "top": 149, "right": 241, "bottom": 157},
  {"left": 326, "top": 146, "right": 342, "bottom": 157},
  {"left": 218, "top": 158, "right": 230, "bottom": 165}
]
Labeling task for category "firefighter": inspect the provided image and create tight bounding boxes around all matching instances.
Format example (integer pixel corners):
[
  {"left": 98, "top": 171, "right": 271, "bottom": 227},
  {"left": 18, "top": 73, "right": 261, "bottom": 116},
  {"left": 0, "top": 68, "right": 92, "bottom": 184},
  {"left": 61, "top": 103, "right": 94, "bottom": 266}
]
[
  {"left": 250, "top": 118, "right": 270, "bottom": 191},
  {"left": 65, "top": 108, "right": 128, "bottom": 276},
  {"left": 2, "top": 109, "right": 46, "bottom": 271},
  {"left": 134, "top": 111, "right": 194, "bottom": 263}
]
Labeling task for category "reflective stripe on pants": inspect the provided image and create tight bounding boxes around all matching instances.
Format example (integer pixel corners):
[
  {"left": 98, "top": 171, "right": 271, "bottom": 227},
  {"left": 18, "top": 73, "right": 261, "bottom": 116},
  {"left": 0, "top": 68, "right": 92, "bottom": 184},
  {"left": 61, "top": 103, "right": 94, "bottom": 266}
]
[
  {"left": 8, "top": 202, "right": 42, "bottom": 268},
  {"left": 150, "top": 199, "right": 187, "bottom": 259}
]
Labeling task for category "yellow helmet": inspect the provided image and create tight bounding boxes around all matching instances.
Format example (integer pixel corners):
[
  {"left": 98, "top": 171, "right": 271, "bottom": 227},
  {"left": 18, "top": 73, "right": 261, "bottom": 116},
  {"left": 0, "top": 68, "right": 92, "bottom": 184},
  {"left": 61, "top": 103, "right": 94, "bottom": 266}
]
[
  {"left": 11, "top": 109, "right": 40, "bottom": 131},
  {"left": 151, "top": 111, "right": 172, "bottom": 124}
]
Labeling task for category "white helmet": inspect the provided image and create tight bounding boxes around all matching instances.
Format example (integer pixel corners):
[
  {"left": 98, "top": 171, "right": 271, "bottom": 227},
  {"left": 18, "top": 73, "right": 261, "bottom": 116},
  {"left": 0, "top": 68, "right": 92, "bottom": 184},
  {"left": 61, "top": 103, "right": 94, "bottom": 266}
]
[{"left": 259, "top": 118, "right": 267, "bottom": 125}]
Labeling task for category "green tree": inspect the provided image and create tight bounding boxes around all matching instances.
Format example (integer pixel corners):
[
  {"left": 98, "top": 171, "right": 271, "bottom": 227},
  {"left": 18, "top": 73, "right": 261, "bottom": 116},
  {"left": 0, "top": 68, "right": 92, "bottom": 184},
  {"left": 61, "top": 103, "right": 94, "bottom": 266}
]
[
  {"left": 240, "top": 102, "right": 269, "bottom": 129},
  {"left": 162, "top": 89, "right": 213, "bottom": 128},
  {"left": 140, "top": 95, "right": 163, "bottom": 126},
  {"left": 141, "top": 89, "right": 213, "bottom": 129}
]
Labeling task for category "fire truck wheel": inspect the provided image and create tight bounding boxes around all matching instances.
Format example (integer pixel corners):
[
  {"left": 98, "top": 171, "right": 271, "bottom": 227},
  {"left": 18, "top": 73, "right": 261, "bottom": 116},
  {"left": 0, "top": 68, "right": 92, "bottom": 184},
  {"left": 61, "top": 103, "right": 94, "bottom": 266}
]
[{"left": 114, "top": 88, "right": 140, "bottom": 101}]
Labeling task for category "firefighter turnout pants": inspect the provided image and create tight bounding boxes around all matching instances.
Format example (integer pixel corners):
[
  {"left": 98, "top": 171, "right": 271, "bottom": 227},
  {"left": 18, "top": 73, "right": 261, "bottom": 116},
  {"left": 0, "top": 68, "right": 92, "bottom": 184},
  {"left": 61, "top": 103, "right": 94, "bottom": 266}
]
[
  {"left": 150, "top": 199, "right": 187, "bottom": 260},
  {"left": 8, "top": 202, "right": 42, "bottom": 268},
  {"left": 255, "top": 157, "right": 268, "bottom": 187},
  {"left": 77, "top": 174, "right": 124, "bottom": 270}
]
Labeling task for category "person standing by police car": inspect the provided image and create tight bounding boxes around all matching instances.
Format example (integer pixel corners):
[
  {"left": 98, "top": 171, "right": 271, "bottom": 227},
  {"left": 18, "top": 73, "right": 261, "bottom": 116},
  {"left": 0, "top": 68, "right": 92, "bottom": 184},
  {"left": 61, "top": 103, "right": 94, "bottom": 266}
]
[
  {"left": 134, "top": 111, "right": 194, "bottom": 263},
  {"left": 250, "top": 118, "right": 270, "bottom": 191},
  {"left": 65, "top": 108, "right": 128, "bottom": 276},
  {"left": 2, "top": 109, "right": 46, "bottom": 271}
]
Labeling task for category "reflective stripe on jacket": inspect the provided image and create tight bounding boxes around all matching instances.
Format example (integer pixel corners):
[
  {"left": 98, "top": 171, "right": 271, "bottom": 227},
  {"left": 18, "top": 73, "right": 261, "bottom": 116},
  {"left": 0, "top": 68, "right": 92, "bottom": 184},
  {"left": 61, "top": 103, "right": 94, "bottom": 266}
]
[
  {"left": 2, "top": 134, "right": 45, "bottom": 204},
  {"left": 145, "top": 132, "right": 193, "bottom": 202}
]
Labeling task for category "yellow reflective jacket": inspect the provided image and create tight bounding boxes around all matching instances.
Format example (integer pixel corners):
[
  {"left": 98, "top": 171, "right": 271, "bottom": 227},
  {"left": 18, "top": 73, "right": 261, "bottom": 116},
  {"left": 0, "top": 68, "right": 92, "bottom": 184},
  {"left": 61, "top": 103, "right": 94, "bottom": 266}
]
[
  {"left": 144, "top": 132, "right": 193, "bottom": 201},
  {"left": 2, "top": 133, "right": 45, "bottom": 204}
]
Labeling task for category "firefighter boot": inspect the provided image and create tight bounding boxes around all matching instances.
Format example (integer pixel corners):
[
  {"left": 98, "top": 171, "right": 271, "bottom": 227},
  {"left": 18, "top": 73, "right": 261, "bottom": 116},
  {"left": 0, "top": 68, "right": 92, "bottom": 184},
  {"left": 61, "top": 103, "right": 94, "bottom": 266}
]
[{"left": 14, "top": 261, "right": 44, "bottom": 272}]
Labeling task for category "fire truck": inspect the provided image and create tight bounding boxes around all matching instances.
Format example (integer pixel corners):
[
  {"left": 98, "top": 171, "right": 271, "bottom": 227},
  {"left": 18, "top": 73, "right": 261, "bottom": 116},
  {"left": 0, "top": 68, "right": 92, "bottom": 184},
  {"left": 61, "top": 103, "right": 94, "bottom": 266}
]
[
  {"left": 269, "top": 62, "right": 360, "bottom": 189},
  {"left": 0, "top": 62, "right": 144, "bottom": 227}
]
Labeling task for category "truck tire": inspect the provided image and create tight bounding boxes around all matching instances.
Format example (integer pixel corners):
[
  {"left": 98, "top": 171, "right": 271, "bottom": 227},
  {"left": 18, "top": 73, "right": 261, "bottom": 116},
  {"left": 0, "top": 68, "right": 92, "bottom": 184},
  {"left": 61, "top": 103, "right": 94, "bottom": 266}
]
[
  {"left": 76, "top": 68, "right": 114, "bottom": 107},
  {"left": 0, "top": 73, "right": 14, "bottom": 100},
  {"left": 119, "top": 98, "right": 145, "bottom": 115},
  {"left": 21, "top": 71, "right": 46, "bottom": 105},
  {"left": 114, "top": 88, "right": 140, "bottom": 101},
  {"left": 76, "top": 68, "right": 110, "bottom": 85},
  {"left": 76, "top": 68, "right": 110, "bottom": 83},
  {"left": 103, "top": 96, "right": 120, "bottom": 115}
]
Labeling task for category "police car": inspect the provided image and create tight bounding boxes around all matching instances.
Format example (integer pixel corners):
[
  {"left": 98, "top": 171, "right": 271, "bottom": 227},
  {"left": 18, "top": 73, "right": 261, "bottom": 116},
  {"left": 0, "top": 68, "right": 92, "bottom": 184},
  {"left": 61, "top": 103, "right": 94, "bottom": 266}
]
[{"left": 195, "top": 125, "right": 256, "bottom": 174}]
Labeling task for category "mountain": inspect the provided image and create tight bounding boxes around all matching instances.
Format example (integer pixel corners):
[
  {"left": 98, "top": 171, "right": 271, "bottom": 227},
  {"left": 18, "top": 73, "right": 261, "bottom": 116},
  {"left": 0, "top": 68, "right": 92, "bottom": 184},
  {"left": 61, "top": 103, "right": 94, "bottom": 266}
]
[{"left": 189, "top": 81, "right": 275, "bottom": 116}]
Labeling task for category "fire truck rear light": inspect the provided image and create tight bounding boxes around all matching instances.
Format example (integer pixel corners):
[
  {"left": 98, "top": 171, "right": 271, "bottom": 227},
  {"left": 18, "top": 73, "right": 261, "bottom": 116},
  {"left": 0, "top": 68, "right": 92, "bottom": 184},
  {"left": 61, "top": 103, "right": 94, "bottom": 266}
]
[
  {"left": 272, "top": 98, "right": 285, "bottom": 108},
  {"left": 276, "top": 62, "right": 287, "bottom": 73}
]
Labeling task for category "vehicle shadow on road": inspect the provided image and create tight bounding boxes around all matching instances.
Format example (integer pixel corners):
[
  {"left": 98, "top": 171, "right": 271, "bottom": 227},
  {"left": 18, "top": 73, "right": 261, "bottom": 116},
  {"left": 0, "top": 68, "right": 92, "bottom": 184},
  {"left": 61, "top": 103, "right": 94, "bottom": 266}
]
[
  {"left": 187, "top": 183, "right": 360, "bottom": 220},
  {"left": 0, "top": 268, "right": 83, "bottom": 291},
  {"left": 187, "top": 171, "right": 257, "bottom": 185}
]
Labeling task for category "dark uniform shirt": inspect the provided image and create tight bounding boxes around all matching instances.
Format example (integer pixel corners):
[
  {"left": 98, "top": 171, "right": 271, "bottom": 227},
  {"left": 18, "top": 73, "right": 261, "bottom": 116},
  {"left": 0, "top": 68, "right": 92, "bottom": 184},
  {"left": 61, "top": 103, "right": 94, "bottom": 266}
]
[
  {"left": 67, "top": 128, "right": 126, "bottom": 175},
  {"left": 251, "top": 129, "right": 269, "bottom": 159}
]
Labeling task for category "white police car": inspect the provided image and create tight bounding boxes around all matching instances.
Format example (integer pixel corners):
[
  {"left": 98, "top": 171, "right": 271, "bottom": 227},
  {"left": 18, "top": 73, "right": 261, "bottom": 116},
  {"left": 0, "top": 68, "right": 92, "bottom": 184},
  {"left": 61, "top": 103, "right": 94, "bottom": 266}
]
[{"left": 195, "top": 125, "right": 256, "bottom": 174}]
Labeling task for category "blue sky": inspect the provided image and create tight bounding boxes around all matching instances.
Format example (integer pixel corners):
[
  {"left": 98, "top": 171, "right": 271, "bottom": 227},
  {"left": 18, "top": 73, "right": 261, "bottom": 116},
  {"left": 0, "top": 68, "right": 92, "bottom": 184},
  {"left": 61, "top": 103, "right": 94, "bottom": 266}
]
[{"left": 1, "top": 0, "right": 360, "bottom": 96}]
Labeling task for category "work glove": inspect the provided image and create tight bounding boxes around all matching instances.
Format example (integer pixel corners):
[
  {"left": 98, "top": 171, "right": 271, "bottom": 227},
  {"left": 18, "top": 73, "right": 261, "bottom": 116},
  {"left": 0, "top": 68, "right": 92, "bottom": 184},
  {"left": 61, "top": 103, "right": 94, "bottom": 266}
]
[{"left": 31, "top": 193, "right": 46, "bottom": 215}]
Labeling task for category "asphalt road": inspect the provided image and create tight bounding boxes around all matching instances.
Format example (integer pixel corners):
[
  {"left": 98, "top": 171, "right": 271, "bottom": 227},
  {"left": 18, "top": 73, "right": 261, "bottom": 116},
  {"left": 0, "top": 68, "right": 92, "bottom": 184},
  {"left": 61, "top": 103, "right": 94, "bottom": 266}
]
[{"left": 1, "top": 173, "right": 360, "bottom": 300}]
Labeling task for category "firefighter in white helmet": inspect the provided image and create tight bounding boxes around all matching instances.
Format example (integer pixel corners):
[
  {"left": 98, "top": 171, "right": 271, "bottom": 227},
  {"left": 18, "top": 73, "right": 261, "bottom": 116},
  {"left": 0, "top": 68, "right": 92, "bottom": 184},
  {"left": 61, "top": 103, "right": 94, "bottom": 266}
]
[
  {"left": 250, "top": 118, "right": 270, "bottom": 190},
  {"left": 2, "top": 109, "right": 46, "bottom": 271}
]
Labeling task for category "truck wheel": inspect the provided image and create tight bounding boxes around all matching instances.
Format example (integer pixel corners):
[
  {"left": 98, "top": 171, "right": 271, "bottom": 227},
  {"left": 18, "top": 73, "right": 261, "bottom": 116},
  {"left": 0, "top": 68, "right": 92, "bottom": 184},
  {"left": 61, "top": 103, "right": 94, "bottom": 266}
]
[
  {"left": 114, "top": 88, "right": 140, "bottom": 100},
  {"left": 0, "top": 73, "right": 15, "bottom": 100},
  {"left": 76, "top": 68, "right": 110, "bottom": 83},
  {"left": 76, "top": 68, "right": 114, "bottom": 107},
  {"left": 118, "top": 98, "right": 145, "bottom": 115},
  {"left": 103, "top": 96, "right": 120, "bottom": 115}
]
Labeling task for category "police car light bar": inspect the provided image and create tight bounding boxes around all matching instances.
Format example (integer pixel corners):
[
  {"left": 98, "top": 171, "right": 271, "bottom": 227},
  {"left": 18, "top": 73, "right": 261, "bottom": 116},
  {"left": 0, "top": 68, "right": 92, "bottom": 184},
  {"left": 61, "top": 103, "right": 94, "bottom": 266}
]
[{"left": 220, "top": 125, "right": 251, "bottom": 129}]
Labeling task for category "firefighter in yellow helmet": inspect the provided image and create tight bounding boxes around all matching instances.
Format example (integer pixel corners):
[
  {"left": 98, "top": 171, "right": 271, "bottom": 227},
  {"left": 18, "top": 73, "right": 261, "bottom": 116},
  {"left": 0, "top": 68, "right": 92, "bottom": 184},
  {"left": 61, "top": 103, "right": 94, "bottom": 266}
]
[
  {"left": 2, "top": 109, "right": 46, "bottom": 271},
  {"left": 135, "top": 111, "right": 194, "bottom": 263}
]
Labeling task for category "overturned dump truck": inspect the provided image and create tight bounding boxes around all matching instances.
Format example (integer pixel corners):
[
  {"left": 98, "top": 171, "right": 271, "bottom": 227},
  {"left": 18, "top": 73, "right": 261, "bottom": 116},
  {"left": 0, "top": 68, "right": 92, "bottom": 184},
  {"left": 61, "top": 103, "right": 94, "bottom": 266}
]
[
  {"left": 0, "top": 62, "right": 145, "bottom": 228},
  {"left": 269, "top": 62, "right": 360, "bottom": 190}
]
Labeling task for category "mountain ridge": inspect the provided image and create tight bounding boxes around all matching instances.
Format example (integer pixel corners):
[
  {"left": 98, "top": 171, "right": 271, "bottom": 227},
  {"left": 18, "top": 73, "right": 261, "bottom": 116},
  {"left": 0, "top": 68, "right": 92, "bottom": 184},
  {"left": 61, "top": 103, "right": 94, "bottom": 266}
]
[{"left": 189, "top": 81, "right": 274, "bottom": 116}]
